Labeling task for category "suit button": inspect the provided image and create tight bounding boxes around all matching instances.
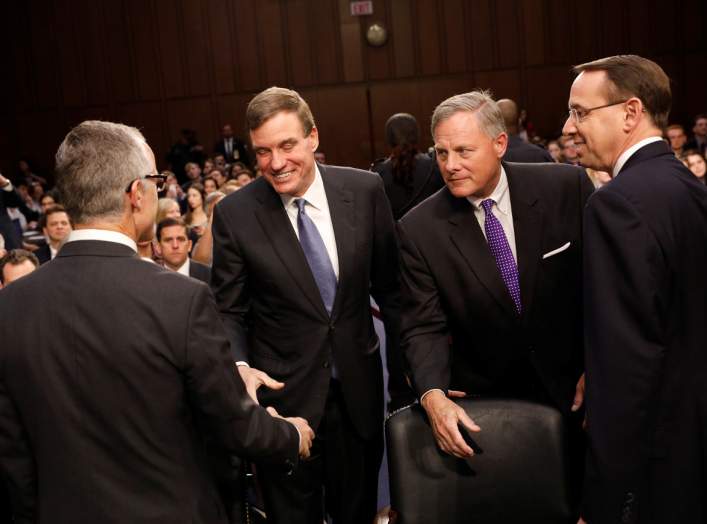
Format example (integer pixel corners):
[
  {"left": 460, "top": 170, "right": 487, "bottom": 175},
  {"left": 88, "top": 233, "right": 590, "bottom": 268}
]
[
  {"left": 323, "top": 361, "right": 330, "bottom": 368},
  {"left": 329, "top": 323, "right": 335, "bottom": 332}
]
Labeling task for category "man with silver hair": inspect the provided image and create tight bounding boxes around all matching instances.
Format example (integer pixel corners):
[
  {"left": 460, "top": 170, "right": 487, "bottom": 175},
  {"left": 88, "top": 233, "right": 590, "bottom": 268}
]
[
  {"left": 0, "top": 120, "right": 313, "bottom": 524},
  {"left": 398, "top": 90, "right": 593, "bottom": 508}
]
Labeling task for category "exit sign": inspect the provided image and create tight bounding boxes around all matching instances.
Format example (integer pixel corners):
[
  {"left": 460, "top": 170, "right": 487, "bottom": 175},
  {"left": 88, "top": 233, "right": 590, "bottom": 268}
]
[{"left": 350, "top": 1, "right": 373, "bottom": 16}]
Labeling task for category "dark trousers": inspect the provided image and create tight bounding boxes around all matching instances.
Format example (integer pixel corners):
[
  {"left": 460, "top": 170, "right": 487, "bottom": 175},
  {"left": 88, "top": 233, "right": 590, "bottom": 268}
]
[{"left": 259, "top": 380, "right": 383, "bottom": 524}]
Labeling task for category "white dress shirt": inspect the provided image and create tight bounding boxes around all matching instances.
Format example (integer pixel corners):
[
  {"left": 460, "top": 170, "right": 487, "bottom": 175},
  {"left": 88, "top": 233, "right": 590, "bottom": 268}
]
[
  {"left": 175, "top": 258, "right": 190, "bottom": 276},
  {"left": 613, "top": 136, "right": 664, "bottom": 177},
  {"left": 280, "top": 166, "right": 340, "bottom": 280},
  {"left": 66, "top": 229, "right": 137, "bottom": 252},
  {"left": 467, "top": 166, "right": 517, "bottom": 263}
]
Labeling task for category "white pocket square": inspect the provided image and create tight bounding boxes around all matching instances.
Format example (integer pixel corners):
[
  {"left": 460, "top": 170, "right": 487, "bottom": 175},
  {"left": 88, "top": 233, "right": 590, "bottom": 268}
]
[{"left": 542, "top": 242, "right": 571, "bottom": 259}]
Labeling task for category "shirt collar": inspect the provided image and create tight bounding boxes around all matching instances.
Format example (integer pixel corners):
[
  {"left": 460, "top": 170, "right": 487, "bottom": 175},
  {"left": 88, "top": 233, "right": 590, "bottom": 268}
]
[
  {"left": 613, "top": 136, "right": 664, "bottom": 177},
  {"left": 66, "top": 229, "right": 137, "bottom": 253},
  {"left": 467, "top": 165, "right": 510, "bottom": 214},
  {"left": 280, "top": 165, "right": 326, "bottom": 211},
  {"left": 176, "top": 258, "right": 190, "bottom": 276}
]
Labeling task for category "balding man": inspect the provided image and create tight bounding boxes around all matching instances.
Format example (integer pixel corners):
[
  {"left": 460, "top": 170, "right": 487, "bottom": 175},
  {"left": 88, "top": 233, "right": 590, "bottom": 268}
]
[
  {"left": 498, "top": 98, "right": 554, "bottom": 163},
  {"left": 0, "top": 120, "right": 312, "bottom": 524}
]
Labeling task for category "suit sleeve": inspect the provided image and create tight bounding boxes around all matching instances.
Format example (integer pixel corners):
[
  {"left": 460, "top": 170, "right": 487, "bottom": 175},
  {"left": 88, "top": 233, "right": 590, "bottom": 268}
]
[
  {"left": 0, "top": 377, "right": 36, "bottom": 523},
  {"left": 368, "top": 178, "right": 413, "bottom": 409},
  {"left": 1, "top": 186, "right": 23, "bottom": 209},
  {"left": 184, "top": 283, "right": 299, "bottom": 465},
  {"left": 582, "top": 188, "right": 666, "bottom": 523},
  {"left": 397, "top": 220, "right": 453, "bottom": 398},
  {"left": 210, "top": 204, "right": 251, "bottom": 362}
]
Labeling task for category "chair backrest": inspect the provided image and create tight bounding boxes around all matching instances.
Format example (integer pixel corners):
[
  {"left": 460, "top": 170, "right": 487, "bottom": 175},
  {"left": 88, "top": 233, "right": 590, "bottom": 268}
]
[{"left": 385, "top": 398, "right": 571, "bottom": 524}]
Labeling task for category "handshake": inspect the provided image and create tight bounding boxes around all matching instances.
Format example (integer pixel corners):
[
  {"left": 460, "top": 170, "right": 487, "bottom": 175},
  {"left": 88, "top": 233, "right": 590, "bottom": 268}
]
[{"left": 238, "top": 364, "right": 315, "bottom": 458}]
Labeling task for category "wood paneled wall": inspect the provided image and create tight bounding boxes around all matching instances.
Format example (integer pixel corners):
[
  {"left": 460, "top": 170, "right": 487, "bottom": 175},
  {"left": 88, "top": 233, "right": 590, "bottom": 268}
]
[{"left": 1, "top": 0, "right": 705, "bottom": 180}]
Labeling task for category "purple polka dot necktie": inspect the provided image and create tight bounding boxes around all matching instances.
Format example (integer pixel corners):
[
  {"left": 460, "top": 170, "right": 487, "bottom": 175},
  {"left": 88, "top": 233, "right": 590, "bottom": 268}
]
[
  {"left": 481, "top": 198, "right": 522, "bottom": 314},
  {"left": 295, "top": 198, "right": 337, "bottom": 315}
]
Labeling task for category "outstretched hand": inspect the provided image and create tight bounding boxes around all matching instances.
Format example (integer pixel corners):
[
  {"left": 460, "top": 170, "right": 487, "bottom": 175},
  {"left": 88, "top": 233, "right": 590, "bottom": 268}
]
[
  {"left": 267, "top": 407, "right": 315, "bottom": 459},
  {"left": 237, "top": 365, "right": 284, "bottom": 404}
]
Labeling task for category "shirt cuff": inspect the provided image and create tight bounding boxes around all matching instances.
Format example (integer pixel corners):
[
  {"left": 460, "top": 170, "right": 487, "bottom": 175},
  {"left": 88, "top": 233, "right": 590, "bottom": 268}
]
[
  {"left": 420, "top": 388, "right": 446, "bottom": 402},
  {"left": 1, "top": 181, "right": 12, "bottom": 191},
  {"left": 235, "top": 361, "right": 249, "bottom": 367}
]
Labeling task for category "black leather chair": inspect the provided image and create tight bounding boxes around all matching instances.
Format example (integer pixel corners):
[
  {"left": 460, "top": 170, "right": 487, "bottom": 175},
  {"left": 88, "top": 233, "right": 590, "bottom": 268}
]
[{"left": 385, "top": 399, "right": 571, "bottom": 524}]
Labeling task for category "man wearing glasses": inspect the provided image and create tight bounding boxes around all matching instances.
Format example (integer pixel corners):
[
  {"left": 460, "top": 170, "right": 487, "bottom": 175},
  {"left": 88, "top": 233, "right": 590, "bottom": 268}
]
[
  {"left": 0, "top": 120, "right": 313, "bottom": 523},
  {"left": 563, "top": 55, "right": 707, "bottom": 524}
]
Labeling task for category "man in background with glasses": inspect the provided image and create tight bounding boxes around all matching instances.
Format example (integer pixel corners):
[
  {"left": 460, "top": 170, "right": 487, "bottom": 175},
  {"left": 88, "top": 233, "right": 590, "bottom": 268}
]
[
  {"left": 0, "top": 120, "right": 313, "bottom": 524},
  {"left": 563, "top": 55, "right": 707, "bottom": 524}
]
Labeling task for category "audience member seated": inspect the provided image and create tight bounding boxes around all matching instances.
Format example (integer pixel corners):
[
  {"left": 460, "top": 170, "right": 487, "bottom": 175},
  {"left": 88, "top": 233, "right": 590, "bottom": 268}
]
[
  {"left": 0, "top": 172, "right": 24, "bottom": 250},
  {"left": 235, "top": 170, "right": 254, "bottom": 187},
  {"left": 16, "top": 159, "right": 47, "bottom": 186},
  {"left": 0, "top": 249, "right": 39, "bottom": 288},
  {"left": 35, "top": 205, "right": 72, "bottom": 264},
  {"left": 166, "top": 128, "right": 205, "bottom": 185},
  {"left": 203, "top": 176, "right": 218, "bottom": 194},
  {"left": 156, "top": 197, "right": 182, "bottom": 225},
  {"left": 208, "top": 168, "right": 229, "bottom": 189},
  {"left": 547, "top": 140, "right": 563, "bottom": 163},
  {"left": 666, "top": 124, "right": 688, "bottom": 158},
  {"left": 498, "top": 98, "right": 554, "bottom": 163},
  {"left": 155, "top": 217, "right": 210, "bottom": 283},
  {"left": 560, "top": 135, "right": 581, "bottom": 165},
  {"left": 684, "top": 150, "right": 706, "bottom": 184},
  {"left": 685, "top": 113, "right": 707, "bottom": 154},
  {"left": 39, "top": 192, "right": 57, "bottom": 215},
  {"left": 184, "top": 182, "right": 208, "bottom": 238},
  {"left": 181, "top": 162, "right": 203, "bottom": 191}
]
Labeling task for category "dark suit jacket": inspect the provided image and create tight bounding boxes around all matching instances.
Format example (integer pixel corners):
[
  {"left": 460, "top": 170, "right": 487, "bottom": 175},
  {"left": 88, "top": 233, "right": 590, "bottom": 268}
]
[
  {"left": 189, "top": 258, "right": 211, "bottom": 283},
  {"left": 0, "top": 186, "right": 23, "bottom": 250},
  {"left": 582, "top": 140, "right": 707, "bottom": 524},
  {"left": 211, "top": 165, "right": 401, "bottom": 439},
  {"left": 34, "top": 243, "right": 51, "bottom": 265},
  {"left": 371, "top": 153, "right": 445, "bottom": 220},
  {"left": 0, "top": 240, "right": 298, "bottom": 524},
  {"left": 214, "top": 138, "right": 251, "bottom": 167},
  {"left": 503, "top": 135, "right": 554, "bottom": 163},
  {"left": 399, "top": 162, "right": 593, "bottom": 412}
]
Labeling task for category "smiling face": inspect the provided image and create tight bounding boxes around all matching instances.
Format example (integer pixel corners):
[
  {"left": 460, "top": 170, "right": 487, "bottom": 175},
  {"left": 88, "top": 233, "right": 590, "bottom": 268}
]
[
  {"left": 250, "top": 111, "right": 319, "bottom": 197},
  {"left": 562, "top": 70, "right": 629, "bottom": 172},
  {"left": 686, "top": 153, "right": 706, "bottom": 179},
  {"left": 433, "top": 110, "right": 506, "bottom": 199}
]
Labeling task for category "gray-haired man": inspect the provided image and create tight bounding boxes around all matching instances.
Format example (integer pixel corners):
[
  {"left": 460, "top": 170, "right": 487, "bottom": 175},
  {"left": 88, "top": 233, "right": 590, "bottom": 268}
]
[{"left": 398, "top": 90, "right": 593, "bottom": 509}]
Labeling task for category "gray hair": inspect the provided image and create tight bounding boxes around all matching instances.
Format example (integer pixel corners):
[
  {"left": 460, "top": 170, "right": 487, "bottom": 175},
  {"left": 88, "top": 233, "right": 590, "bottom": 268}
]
[
  {"left": 431, "top": 90, "right": 506, "bottom": 140},
  {"left": 55, "top": 120, "right": 150, "bottom": 225}
]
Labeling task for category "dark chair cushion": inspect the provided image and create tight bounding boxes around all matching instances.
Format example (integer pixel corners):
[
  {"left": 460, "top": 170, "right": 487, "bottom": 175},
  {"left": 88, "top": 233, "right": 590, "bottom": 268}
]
[{"left": 386, "top": 398, "right": 571, "bottom": 524}]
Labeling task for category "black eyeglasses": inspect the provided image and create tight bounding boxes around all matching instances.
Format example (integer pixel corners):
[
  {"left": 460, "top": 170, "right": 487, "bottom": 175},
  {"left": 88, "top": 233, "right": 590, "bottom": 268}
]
[
  {"left": 567, "top": 100, "right": 629, "bottom": 123},
  {"left": 125, "top": 173, "right": 168, "bottom": 193}
]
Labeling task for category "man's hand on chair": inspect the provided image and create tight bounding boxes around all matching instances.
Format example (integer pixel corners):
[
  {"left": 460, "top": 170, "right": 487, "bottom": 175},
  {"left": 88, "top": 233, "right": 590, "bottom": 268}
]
[{"left": 420, "top": 390, "right": 480, "bottom": 458}]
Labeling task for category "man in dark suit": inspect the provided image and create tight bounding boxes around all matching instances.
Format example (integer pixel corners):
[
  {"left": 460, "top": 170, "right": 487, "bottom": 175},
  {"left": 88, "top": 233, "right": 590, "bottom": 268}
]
[
  {"left": 498, "top": 98, "right": 554, "bottom": 163},
  {"left": 214, "top": 124, "right": 251, "bottom": 167},
  {"left": 562, "top": 55, "right": 707, "bottom": 524},
  {"left": 399, "top": 91, "right": 592, "bottom": 491},
  {"left": 156, "top": 216, "right": 211, "bottom": 283},
  {"left": 0, "top": 173, "right": 24, "bottom": 251},
  {"left": 211, "top": 87, "right": 401, "bottom": 524},
  {"left": 34, "top": 204, "right": 72, "bottom": 265},
  {"left": 0, "top": 120, "right": 313, "bottom": 524}
]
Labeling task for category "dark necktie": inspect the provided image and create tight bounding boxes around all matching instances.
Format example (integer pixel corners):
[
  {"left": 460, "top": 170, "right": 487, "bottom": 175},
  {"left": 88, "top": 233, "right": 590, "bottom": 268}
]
[
  {"left": 295, "top": 198, "right": 337, "bottom": 315},
  {"left": 481, "top": 198, "right": 522, "bottom": 314}
]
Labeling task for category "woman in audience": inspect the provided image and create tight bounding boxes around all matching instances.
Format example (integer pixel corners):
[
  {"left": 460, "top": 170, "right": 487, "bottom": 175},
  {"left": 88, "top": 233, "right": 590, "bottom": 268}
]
[
  {"left": 184, "top": 183, "right": 208, "bottom": 238},
  {"left": 547, "top": 140, "right": 563, "bottom": 163},
  {"left": 156, "top": 198, "right": 181, "bottom": 225},
  {"left": 371, "top": 113, "right": 444, "bottom": 220},
  {"left": 684, "top": 150, "right": 706, "bottom": 184},
  {"left": 203, "top": 176, "right": 218, "bottom": 195},
  {"left": 208, "top": 169, "right": 228, "bottom": 189}
]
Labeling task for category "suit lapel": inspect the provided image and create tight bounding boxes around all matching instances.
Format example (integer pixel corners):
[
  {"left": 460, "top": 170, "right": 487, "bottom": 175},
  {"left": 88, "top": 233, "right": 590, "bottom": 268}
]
[
  {"left": 505, "top": 163, "right": 543, "bottom": 323},
  {"left": 253, "top": 183, "right": 329, "bottom": 319},
  {"left": 321, "top": 165, "right": 355, "bottom": 321},
  {"left": 446, "top": 192, "right": 518, "bottom": 318}
]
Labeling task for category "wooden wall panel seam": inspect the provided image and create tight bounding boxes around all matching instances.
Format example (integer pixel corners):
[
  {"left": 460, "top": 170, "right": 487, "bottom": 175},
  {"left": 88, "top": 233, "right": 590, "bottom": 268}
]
[{"left": 149, "top": 0, "right": 170, "bottom": 154}]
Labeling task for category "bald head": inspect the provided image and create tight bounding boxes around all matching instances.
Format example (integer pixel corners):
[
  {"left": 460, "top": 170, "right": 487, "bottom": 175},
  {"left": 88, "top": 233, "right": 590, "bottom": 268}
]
[{"left": 497, "top": 99, "right": 519, "bottom": 134}]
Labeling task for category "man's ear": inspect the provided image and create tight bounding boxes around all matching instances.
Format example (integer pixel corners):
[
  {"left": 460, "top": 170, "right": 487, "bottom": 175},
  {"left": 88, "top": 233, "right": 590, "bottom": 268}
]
[
  {"left": 154, "top": 241, "right": 162, "bottom": 257},
  {"left": 127, "top": 180, "right": 144, "bottom": 211},
  {"left": 308, "top": 126, "right": 320, "bottom": 152},
  {"left": 187, "top": 239, "right": 193, "bottom": 253},
  {"left": 624, "top": 98, "right": 644, "bottom": 130},
  {"left": 494, "top": 132, "right": 508, "bottom": 159}
]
